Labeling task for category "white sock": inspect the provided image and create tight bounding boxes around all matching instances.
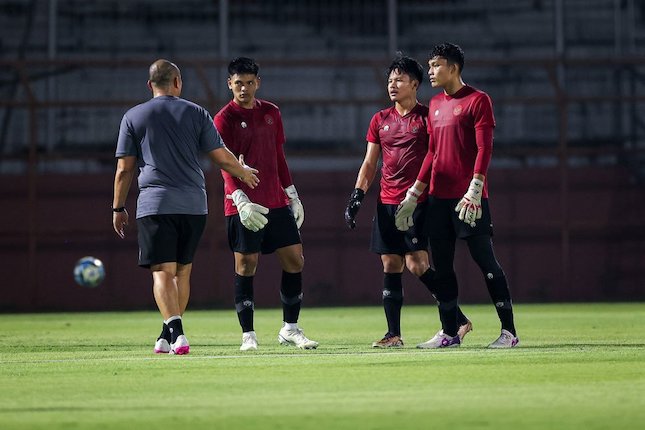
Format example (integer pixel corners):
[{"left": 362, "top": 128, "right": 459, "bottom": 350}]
[
  {"left": 164, "top": 315, "right": 181, "bottom": 325},
  {"left": 283, "top": 322, "right": 298, "bottom": 331}
]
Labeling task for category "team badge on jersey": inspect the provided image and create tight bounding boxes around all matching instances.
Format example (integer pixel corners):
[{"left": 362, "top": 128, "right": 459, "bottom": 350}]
[
  {"left": 434, "top": 109, "right": 440, "bottom": 116},
  {"left": 241, "top": 121, "right": 247, "bottom": 128},
  {"left": 453, "top": 105, "right": 463, "bottom": 116},
  {"left": 383, "top": 125, "right": 390, "bottom": 131},
  {"left": 264, "top": 114, "right": 273, "bottom": 125},
  {"left": 409, "top": 121, "right": 422, "bottom": 134}
]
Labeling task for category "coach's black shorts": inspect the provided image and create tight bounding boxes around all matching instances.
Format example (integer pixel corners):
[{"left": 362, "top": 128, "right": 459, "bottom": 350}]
[
  {"left": 425, "top": 197, "right": 493, "bottom": 240},
  {"left": 226, "top": 206, "right": 302, "bottom": 254},
  {"left": 137, "top": 214, "right": 207, "bottom": 268},
  {"left": 370, "top": 201, "right": 429, "bottom": 255}
]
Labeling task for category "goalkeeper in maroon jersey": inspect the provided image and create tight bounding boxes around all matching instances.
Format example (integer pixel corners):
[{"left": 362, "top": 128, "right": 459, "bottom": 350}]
[
  {"left": 214, "top": 57, "right": 318, "bottom": 351},
  {"left": 344, "top": 55, "right": 472, "bottom": 348},
  {"left": 395, "top": 43, "right": 519, "bottom": 348}
]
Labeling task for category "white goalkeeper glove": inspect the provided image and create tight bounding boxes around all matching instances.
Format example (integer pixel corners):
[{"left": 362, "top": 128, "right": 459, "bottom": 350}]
[
  {"left": 455, "top": 178, "right": 484, "bottom": 227},
  {"left": 228, "top": 189, "right": 269, "bottom": 232},
  {"left": 284, "top": 185, "right": 304, "bottom": 229},
  {"left": 395, "top": 186, "right": 422, "bottom": 231}
]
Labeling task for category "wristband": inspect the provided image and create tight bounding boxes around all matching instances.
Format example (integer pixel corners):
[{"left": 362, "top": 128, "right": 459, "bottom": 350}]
[{"left": 112, "top": 206, "right": 126, "bottom": 213}]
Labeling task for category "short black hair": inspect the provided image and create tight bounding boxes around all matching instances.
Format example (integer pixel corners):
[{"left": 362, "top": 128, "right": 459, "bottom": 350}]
[
  {"left": 228, "top": 57, "right": 259, "bottom": 76},
  {"left": 387, "top": 54, "right": 424, "bottom": 85},
  {"left": 430, "top": 43, "right": 465, "bottom": 73}
]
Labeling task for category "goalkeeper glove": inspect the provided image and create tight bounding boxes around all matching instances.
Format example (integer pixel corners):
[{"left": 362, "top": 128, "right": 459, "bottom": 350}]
[
  {"left": 284, "top": 185, "right": 304, "bottom": 229},
  {"left": 228, "top": 189, "right": 269, "bottom": 232},
  {"left": 455, "top": 178, "right": 484, "bottom": 227},
  {"left": 395, "top": 186, "right": 422, "bottom": 231},
  {"left": 344, "top": 188, "right": 365, "bottom": 230}
]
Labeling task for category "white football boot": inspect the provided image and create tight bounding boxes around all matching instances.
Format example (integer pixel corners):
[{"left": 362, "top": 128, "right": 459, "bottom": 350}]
[
  {"left": 278, "top": 326, "right": 319, "bottom": 349},
  {"left": 416, "top": 330, "right": 461, "bottom": 349},
  {"left": 169, "top": 335, "right": 190, "bottom": 355},
  {"left": 488, "top": 329, "right": 519, "bottom": 348},
  {"left": 154, "top": 338, "right": 171, "bottom": 354},
  {"left": 240, "top": 331, "right": 259, "bottom": 351}
]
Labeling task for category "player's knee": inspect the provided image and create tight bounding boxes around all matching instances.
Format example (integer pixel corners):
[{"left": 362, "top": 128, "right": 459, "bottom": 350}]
[
  {"left": 236, "top": 257, "right": 258, "bottom": 276},
  {"left": 406, "top": 260, "right": 428, "bottom": 277},
  {"left": 284, "top": 253, "right": 304, "bottom": 272},
  {"left": 381, "top": 255, "right": 404, "bottom": 273}
]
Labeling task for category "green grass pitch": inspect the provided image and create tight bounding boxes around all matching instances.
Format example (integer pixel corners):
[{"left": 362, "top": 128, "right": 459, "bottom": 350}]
[{"left": 1, "top": 303, "right": 644, "bottom": 429}]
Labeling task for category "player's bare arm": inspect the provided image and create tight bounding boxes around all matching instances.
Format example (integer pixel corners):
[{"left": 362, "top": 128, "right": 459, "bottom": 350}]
[{"left": 344, "top": 142, "right": 381, "bottom": 229}]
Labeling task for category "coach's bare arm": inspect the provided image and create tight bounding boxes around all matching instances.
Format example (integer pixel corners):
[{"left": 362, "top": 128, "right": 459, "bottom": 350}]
[
  {"left": 112, "top": 155, "right": 136, "bottom": 239},
  {"left": 207, "top": 147, "right": 260, "bottom": 189}
]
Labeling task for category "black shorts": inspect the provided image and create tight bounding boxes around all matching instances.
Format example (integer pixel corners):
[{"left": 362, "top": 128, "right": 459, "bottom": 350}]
[
  {"left": 425, "top": 197, "right": 494, "bottom": 240},
  {"left": 226, "top": 206, "right": 302, "bottom": 254},
  {"left": 137, "top": 214, "right": 207, "bottom": 268},
  {"left": 370, "top": 201, "right": 429, "bottom": 255}
]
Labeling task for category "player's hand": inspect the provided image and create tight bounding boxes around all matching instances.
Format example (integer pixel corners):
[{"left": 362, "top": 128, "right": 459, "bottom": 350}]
[
  {"left": 236, "top": 154, "right": 260, "bottom": 189},
  {"left": 228, "top": 189, "right": 269, "bottom": 232},
  {"left": 344, "top": 188, "right": 365, "bottom": 230},
  {"left": 395, "top": 187, "right": 421, "bottom": 231},
  {"left": 112, "top": 209, "right": 129, "bottom": 239},
  {"left": 455, "top": 178, "right": 484, "bottom": 227},
  {"left": 284, "top": 185, "right": 304, "bottom": 229}
]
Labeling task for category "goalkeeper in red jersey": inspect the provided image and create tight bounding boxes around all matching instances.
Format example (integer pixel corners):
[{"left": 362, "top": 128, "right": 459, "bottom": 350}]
[
  {"left": 344, "top": 55, "right": 472, "bottom": 348},
  {"left": 395, "top": 43, "right": 519, "bottom": 348},
  {"left": 214, "top": 57, "right": 318, "bottom": 351}
]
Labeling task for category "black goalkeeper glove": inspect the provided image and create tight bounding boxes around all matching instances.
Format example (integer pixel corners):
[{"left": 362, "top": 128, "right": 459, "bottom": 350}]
[{"left": 344, "top": 188, "right": 365, "bottom": 230}]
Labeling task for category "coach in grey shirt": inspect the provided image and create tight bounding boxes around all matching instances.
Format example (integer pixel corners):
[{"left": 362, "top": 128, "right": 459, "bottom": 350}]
[{"left": 112, "top": 59, "right": 259, "bottom": 355}]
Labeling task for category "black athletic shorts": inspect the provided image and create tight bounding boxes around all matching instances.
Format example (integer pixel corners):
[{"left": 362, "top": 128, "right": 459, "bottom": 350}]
[
  {"left": 370, "top": 201, "right": 429, "bottom": 255},
  {"left": 137, "top": 214, "right": 207, "bottom": 268},
  {"left": 226, "top": 206, "right": 302, "bottom": 254},
  {"left": 425, "top": 197, "right": 493, "bottom": 240}
]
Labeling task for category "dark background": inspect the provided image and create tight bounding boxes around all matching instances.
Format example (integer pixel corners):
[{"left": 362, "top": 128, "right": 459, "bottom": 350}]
[{"left": 1, "top": 0, "right": 643, "bottom": 311}]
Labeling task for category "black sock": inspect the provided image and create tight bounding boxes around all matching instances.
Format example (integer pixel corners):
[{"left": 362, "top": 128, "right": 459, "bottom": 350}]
[
  {"left": 158, "top": 323, "right": 171, "bottom": 342},
  {"left": 166, "top": 317, "right": 184, "bottom": 344},
  {"left": 280, "top": 271, "right": 303, "bottom": 323},
  {"left": 235, "top": 274, "right": 255, "bottom": 332},
  {"left": 485, "top": 274, "right": 516, "bottom": 335},
  {"left": 383, "top": 272, "right": 403, "bottom": 336},
  {"left": 433, "top": 273, "right": 459, "bottom": 337},
  {"left": 419, "top": 268, "right": 468, "bottom": 327}
]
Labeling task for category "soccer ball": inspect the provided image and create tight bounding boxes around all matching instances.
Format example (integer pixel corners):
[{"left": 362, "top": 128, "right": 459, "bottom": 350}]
[{"left": 73, "top": 256, "right": 105, "bottom": 288}]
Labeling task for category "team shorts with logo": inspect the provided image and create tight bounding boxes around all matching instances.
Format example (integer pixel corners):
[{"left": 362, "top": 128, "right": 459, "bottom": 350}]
[
  {"left": 137, "top": 214, "right": 207, "bottom": 268},
  {"left": 370, "top": 201, "right": 429, "bottom": 255},
  {"left": 226, "top": 206, "right": 302, "bottom": 254},
  {"left": 425, "top": 197, "right": 494, "bottom": 240}
]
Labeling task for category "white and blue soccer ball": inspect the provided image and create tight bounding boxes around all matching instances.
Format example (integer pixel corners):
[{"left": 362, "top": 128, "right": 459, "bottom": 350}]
[{"left": 73, "top": 256, "right": 105, "bottom": 288}]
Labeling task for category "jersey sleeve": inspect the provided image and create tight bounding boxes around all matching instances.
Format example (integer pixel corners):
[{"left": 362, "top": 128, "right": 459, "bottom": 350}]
[
  {"left": 272, "top": 108, "right": 292, "bottom": 188},
  {"left": 415, "top": 115, "right": 434, "bottom": 184},
  {"left": 365, "top": 113, "right": 381, "bottom": 144},
  {"left": 472, "top": 94, "right": 495, "bottom": 176},
  {"left": 275, "top": 108, "right": 286, "bottom": 146},
  {"left": 416, "top": 133, "right": 434, "bottom": 184},
  {"left": 115, "top": 114, "right": 138, "bottom": 158}
]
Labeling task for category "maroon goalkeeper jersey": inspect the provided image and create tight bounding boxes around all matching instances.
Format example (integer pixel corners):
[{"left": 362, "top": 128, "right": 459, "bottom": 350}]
[
  {"left": 366, "top": 103, "right": 429, "bottom": 204},
  {"left": 423, "top": 85, "right": 495, "bottom": 199},
  {"left": 214, "top": 99, "right": 290, "bottom": 216}
]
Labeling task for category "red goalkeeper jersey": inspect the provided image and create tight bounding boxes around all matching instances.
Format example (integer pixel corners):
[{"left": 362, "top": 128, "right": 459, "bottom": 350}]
[
  {"left": 366, "top": 103, "right": 429, "bottom": 204},
  {"left": 214, "top": 99, "right": 291, "bottom": 216},
  {"left": 418, "top": 85, "right": 495, "bottom": 199}
]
